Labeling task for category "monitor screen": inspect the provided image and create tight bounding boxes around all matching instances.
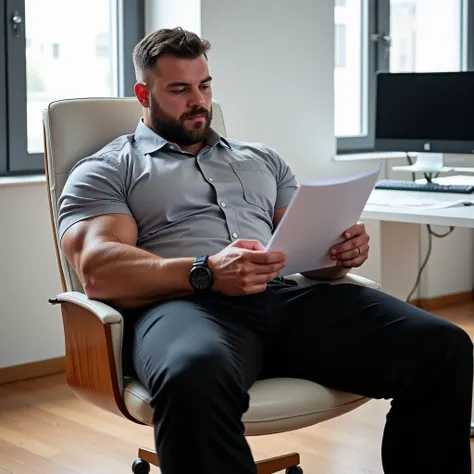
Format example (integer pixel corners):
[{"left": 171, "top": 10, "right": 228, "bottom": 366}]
[{"left": 375, "top": 71, "right": 474, "bottom": 154}]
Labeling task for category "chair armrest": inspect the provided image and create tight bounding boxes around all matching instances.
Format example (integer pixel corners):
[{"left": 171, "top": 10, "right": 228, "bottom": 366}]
[
  {"left": 50, "top": 291, "right": 139, "bottom": 423},
  {"left": 52, "top": 291, "right": 123, "bottom": 323},
  {"left": 285, "top": 272, "right": 381, "bottom": 290}
]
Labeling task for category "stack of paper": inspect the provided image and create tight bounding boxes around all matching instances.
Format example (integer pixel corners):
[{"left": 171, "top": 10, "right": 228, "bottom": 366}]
[{"left": 266, "top": 164, "right": 382, "bottom": 276}]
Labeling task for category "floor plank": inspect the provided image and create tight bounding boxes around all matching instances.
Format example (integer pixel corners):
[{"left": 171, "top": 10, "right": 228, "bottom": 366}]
[{"left": 0, "top": 302, "right": 473, "bottom": 473}]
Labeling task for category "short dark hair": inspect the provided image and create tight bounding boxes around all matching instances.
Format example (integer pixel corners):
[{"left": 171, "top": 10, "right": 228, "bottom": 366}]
[{"left": 133, "top": 27, "right": 211, "bottom": 80}]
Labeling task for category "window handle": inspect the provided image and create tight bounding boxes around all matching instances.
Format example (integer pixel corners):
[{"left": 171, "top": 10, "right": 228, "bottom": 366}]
[
  {"left": 371, "top": 33, "right": 392, "bottom": 57},
  {"left": 11, "top": 11, "right": 23, "bottom": 38}
]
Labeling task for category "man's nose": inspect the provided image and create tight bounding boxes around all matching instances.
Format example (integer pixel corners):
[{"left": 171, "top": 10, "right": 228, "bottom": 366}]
[{"left": 187, "top": 87, "right": 206, "bottom": 107}]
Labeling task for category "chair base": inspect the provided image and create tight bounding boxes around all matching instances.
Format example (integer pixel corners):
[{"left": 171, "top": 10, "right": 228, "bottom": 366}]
[{"left": 134, "top": 447, "right": 303, "bottom": 473}]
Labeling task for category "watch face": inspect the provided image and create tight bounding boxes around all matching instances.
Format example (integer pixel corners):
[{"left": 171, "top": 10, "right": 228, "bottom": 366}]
[{"left": 191, "top": 266, "right": 211, "bottom": 290}]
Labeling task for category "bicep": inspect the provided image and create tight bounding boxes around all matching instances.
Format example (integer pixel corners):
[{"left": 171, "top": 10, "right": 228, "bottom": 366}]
[
  {"left": 273, "top": 207, "right": 287, "bottom": 228},
  {"left": 62, "top": 213, "right": 138, "bottom": 272}
]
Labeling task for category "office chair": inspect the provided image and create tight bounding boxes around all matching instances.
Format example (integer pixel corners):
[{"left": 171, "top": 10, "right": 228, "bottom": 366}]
[{"left": 43, "top": 97, "right": 379, "bottom": 474}]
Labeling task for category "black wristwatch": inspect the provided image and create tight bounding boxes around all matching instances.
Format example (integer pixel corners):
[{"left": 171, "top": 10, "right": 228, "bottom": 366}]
[{"left": 189, "top": 255, "right": 214, "bottom": 292}]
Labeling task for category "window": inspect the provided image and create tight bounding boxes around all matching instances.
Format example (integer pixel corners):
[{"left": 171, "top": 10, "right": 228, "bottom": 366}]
[
  {"left": 95, "top": 34, "right": 110, "bottom": 58},
  {"left": 334, "top": 0, "right": 369, "bottom": 142},
  {"left": 390, "top": 0, "right": 463, "bottom": 73},
  {"left": 0, "top": 0, "right": 144, "bottom": 175},
  {"left": 334, "top": 0, "right": 473, "bottom": 152}
]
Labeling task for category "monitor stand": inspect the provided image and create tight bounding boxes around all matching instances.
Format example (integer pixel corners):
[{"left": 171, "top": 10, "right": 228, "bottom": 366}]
[{"left": 392, "top": 152, "right": 474, "bottom": 177}]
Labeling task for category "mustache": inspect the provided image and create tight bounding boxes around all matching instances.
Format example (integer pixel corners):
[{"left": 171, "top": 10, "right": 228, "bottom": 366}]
[{"left": 181, "top": 108, "right": 210, "bottom": 120}]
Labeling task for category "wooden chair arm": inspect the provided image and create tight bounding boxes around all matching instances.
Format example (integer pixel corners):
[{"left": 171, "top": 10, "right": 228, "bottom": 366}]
[{"left": 50, "top": 292, "right": 141, "bottom": 424}]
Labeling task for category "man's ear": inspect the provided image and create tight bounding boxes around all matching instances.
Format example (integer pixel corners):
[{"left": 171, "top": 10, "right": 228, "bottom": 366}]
[{"left": 134, "top": 82, "right": 150, "bottom": 108}]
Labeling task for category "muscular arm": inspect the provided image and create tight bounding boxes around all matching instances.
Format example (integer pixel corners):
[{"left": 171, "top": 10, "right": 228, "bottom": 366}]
[
  {"left": 273, "top": 207, "right": 350, "bottom": 280},
  {"left": 62, "top": 213, "right": 195, "bottom": 308}
]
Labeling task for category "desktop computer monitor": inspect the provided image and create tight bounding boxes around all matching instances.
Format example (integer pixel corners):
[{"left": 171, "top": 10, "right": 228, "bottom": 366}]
[
  {"left": 373, "top": 71, "right": 474, "bottom": 193},
  {"left": 375, "top": 71, "right": 474, "bottom": 157}
]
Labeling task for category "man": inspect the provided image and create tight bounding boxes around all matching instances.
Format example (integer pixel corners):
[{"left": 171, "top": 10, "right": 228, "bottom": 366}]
[{"left": 57, "top": 27, "right": 473, "bottom": 474}]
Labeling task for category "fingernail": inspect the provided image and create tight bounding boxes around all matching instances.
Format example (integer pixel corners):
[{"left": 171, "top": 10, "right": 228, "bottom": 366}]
[
  {"left": 331, "top": 249, "right": 337, "bottom": 255},
  {"left": 345, "top": 232, "right": 351, "bottom": 238}
]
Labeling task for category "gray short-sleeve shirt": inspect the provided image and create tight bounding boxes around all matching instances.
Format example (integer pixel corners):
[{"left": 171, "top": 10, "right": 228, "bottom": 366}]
[{"left": 57, "top": 120, "right": 298, "bottom": 259}]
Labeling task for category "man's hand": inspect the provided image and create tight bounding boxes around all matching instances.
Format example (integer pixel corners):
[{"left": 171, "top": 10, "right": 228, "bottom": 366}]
[
  {"left": 208, "top": 240, "right": 286, "bottom": 296},
  {"left": 330, "top": 222, "right": 370, "bottom": 269}
]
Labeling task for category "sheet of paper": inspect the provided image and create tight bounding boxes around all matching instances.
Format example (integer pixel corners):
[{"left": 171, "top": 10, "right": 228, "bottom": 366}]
[
  {"left": 367, "top": 195, "right": 474, "bottom": 209},
  {"left": 266, "top": 164, "right": 382, "bottom": 276}
]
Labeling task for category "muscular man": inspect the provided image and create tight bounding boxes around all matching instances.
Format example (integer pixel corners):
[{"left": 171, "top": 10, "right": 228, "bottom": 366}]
[{"left": 57, "top": 27, "right": 473, "bottom": 474}]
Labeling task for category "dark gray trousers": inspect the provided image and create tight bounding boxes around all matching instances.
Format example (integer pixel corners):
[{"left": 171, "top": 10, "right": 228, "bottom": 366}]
[{"left": 130, "top": 280, "right": 473, "bottom": 474}]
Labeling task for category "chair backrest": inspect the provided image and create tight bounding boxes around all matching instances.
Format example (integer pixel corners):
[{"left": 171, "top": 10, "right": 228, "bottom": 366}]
[{"left": 43, "top": 97, "right": 227, "bottom": 293}]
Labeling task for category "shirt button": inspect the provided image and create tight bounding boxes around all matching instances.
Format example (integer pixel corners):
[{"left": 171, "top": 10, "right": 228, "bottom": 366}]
[
  {"left": 208, "top": 177, "right": 214, "bottom": 182},
  {"left": 232, "top": 232, "right": 238, "bottom": 239},
  {"left": 221, "top": 202, "right": 226, "bottom": 208}
]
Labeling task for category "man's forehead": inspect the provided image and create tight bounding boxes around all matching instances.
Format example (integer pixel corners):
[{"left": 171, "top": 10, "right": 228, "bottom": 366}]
[{"left": 156, "top": 55, "right": 210, "bottom": 83}]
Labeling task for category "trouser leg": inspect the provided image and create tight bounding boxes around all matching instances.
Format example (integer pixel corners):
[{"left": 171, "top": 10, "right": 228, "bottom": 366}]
[
  {"left": 264, "top": 282, "right": 473, "bottom": 474},
  {"left": 132, "top": 296, "right": 265, "bottom": 474}
]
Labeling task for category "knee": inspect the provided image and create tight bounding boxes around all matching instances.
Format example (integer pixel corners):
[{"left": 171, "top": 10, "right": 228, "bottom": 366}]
[
  {"left": 448, "top": 325, "right": 473, "bottom": 360},
  {"left": 151, "top": 344, "right": 238, "bottom": 403},
  {"left": 431, "top": 322, "right": 473, "bottom": 368}
]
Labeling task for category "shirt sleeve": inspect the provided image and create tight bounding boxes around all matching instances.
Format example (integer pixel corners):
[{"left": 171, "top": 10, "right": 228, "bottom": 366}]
[
  {"left": 263, "top": 145, "right": 299, "bottom": 209},
  {"left": 57, "top": 155, "right": 133, "bottom": 241}
]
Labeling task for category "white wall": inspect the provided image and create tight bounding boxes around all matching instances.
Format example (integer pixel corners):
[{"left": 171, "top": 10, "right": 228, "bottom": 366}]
[
  {"left": 201, "top": 0, "right": 335, "bottom": 181},
  {"left": 0, "top": 182, "right": 64, "bottom": 369}
]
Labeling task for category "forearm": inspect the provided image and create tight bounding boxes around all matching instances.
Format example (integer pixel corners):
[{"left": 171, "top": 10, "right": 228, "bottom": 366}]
[
  {"left": 79, "top": 241, "right": 194, "bottom": 308},
  {"left": 301, "top": 265, "right": 351, "bottom": 281}
]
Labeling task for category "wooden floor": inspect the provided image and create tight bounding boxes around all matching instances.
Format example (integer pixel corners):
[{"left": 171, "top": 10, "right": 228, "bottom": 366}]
[{"left": 1, "top": 302, "right": 474, "bottom": 474}]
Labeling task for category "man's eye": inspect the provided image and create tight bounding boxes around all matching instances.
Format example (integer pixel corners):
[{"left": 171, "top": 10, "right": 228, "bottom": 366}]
[
  {"left": 200, "top": 84, "right": 210, "bottom": 90},
  {"left": 172, "top": 89, "right": 186, "bottom": 94}
]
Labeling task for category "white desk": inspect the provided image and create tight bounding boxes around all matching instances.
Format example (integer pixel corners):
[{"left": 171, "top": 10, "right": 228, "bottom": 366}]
[
  {"left": 362, "top": 189, "right": 474, "bottom": 228},
  {"left": 360, "top": 188, "right": 474, "bottom": 435}
]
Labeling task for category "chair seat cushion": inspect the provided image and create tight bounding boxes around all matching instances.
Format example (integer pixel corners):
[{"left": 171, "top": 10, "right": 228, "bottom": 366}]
[{"left": 123, "top": 377, "right": 368, "bottom": 436}]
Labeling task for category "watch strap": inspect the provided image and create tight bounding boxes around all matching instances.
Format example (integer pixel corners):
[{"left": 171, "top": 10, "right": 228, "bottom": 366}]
[{"left": 193, "top": 255, "right": 209, "bottom": 267}]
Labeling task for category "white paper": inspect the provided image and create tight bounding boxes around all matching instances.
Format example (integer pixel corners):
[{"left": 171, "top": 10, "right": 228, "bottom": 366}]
[
  {"left": 266, "top": 164, "right": 382, "bottom": 276},
  {"left": 367, "top": 195, "right": 474, "bottom": 210}
]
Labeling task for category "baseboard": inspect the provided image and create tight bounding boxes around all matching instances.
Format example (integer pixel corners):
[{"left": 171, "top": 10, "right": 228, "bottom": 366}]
[
  {"left": 0, "top": 356, "right": 65, "bottom": 385},
  {"left": 409, "top": 290, "right": 473, "bottom": 311}
]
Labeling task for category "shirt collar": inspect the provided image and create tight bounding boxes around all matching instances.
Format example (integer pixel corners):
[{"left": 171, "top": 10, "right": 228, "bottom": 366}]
[{"left": 134, "top": 119, "right": 232, "bottom": 155}]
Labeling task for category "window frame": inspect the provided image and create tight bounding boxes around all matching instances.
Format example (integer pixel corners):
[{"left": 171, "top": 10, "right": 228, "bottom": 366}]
[
  {"left": 465, "top": 0, "right": 474, "bottom": 70},
  {"left": 336, "top": 0, "right": 474, "bottom": 154},
  {"left": 1, "top": 0, "right": 144, "bottom": 176},
  {"left": 0, "top": 2, "right": 7, "bottom": 175}
]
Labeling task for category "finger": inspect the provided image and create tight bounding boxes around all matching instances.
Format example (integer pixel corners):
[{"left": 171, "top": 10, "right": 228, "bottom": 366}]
[
  {"left": 240, "top": 270, "right": 280, "bottom": 290},
  {"left": 245, "top": 250, "right": 286, "bottom": 265},
  {"left": 231, "top": 239, "right": 266, "bottom": 251},
  {"left": 343, "top": 222, "right": 365, "bottom": 239},
  {"left": 338, "top": 255, "right": 367, "bottom": 269},
  {"left": 337, "top": 244, "right": 370, "bottom": 267},
  {"left": 242, "top": 269, "right": 281, "bottom": 294},
  {"left": 252, "top": 261, "right": 286, "bottom": 275},
  {"left": 243, "top": 283, "right": 268, "bottom": 295},
  {"left": 335, "top": 242, "right": 369, "bottom": 262},
  {"left": 331, "top": 234, "right": 369, "bottom": 258}
]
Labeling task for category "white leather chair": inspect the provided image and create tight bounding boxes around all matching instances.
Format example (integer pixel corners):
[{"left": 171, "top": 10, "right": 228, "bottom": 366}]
[{"left": 43, "top": 97, "right": 379, "bottom": 474}]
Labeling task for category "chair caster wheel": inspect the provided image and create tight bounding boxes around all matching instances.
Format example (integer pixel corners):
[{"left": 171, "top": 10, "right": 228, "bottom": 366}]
[
  {"left": 286, "top": 466, "right": 303, "bottom": 474},
  {"left": 132, "top": 459, "right": 150, "bottom": 474}
]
